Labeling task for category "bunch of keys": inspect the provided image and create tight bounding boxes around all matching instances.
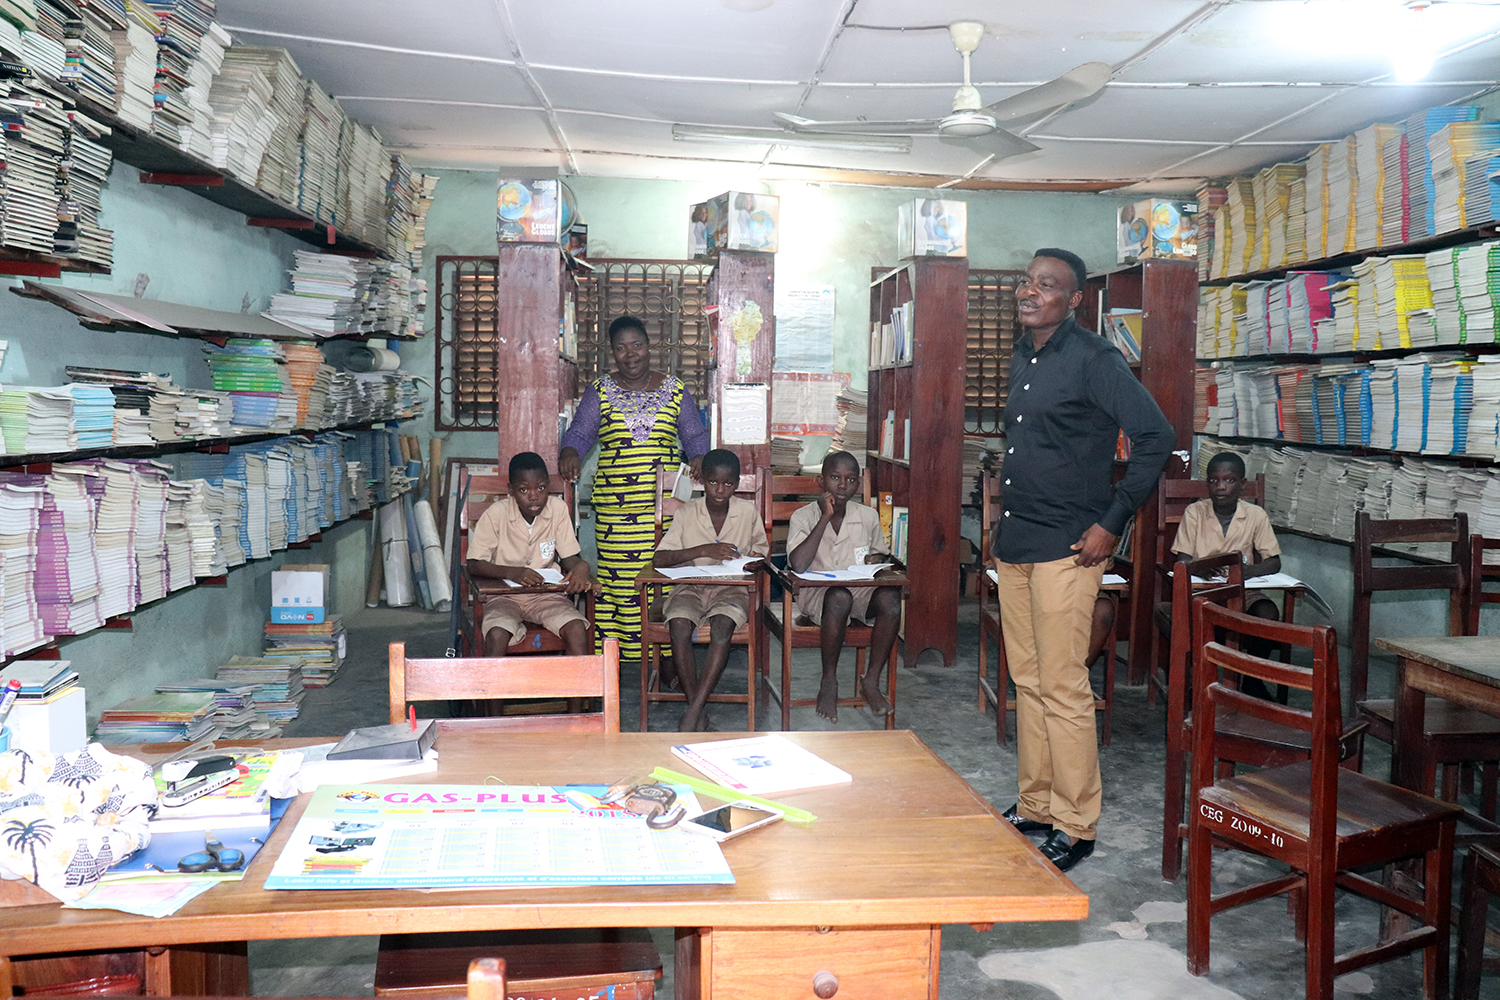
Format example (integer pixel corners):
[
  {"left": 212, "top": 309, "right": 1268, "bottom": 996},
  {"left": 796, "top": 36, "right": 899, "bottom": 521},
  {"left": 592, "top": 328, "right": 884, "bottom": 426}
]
[{"left": 599, "top": 777, "right": 685, "bottom": 829}]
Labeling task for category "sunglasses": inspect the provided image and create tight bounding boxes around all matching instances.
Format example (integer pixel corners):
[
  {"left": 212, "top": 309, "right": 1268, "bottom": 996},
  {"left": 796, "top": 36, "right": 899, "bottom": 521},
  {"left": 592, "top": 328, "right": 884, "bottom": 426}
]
[{"left": 177, "top": 834, "right": 246, "bottom": 874}]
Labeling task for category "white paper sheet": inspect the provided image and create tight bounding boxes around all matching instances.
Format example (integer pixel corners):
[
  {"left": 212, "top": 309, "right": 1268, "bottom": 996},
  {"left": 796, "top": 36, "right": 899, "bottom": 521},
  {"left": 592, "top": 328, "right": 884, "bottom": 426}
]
[
  {"left": 795, "top": 563, "right": 893, "bottom": 581},
  {"left": 658, "top": 557, "right": 760, "bottom": 579},
  {"left": 720, "top": 382, "right": 769, "bottom": 445}
]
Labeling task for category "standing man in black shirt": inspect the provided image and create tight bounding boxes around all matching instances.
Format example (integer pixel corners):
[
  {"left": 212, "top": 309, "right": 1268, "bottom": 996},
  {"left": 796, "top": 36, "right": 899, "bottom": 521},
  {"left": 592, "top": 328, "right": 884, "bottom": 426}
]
[{"left": 992, "top": 248, "right": 1174, "bottom": 872}]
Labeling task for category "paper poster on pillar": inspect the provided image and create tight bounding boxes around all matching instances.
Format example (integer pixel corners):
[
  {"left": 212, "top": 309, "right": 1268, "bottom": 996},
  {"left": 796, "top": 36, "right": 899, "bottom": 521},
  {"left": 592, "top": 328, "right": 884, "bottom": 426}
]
[
  {"left": 720, "top": 383, "right": 769, "bottom": 446},
  {"left": 728, "top": 301, "right": 764, "bottom": 379}
]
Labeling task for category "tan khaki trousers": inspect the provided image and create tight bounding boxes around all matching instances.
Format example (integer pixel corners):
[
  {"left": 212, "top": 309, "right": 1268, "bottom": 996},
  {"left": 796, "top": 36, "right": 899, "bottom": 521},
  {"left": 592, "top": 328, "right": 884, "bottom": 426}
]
[{"left": 993, "top": 556, "right": 1104, "bottom": 840}]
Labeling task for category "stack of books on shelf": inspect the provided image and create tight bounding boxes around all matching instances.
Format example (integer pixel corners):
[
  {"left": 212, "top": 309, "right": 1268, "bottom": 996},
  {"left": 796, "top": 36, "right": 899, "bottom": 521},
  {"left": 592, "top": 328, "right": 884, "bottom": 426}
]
[
  {"left": 870, "top": 300, "right": 913, "bottom": 366},
  {"left": 1193, "top": 185, "right": 1228, "bottom": 282},
  {"left": 93, "top": 690, "right": 218, "bottom": 744},
  {"left": 1225, "top": 178, "right": 1256, "bottom": 276},
  {"left": 263, "top": 616, "right": 344, "bottom": 688},
  {"left": 770, "top": 437, "right": 803, "bottom": 475},
  {"left": 176, "top": 19, "right": 231, "bottom": 161},
  {"left": 153, "top": 678, "right": 259, "bottom": 737},
  {"left": 1103, "top": 309, "right": 1142, "bottom": 362},
  {"left": 266, "top": 251, "right": 374, "bottom": 337},
  {"left": 1255, "top": 161, "right": 1305, "bottom": 270},
  {"left": 1304, "top": 143, "right": 1331, "bottom": 261},
  {"left": 1381, "top": 131, "right": 1409, "bottom": 246},
  {"left": 830, "top": 387, "right": 867, "bottom": 456},
  {"left": 1429, "top": 121, "right": 1500, "bottom": 234},
  {"left": 1408, "top": 106, "right": 1482, "bottom": 240},
  {"left": 297, "top": 81, "right": 342, "bottom": 225},
  {"left": 281, "top": 342, "right": 333, "bottom": 429},
  {"left": 0, "top": 468, "right": 102, "bottom": 636},
  {"left": 109, "top": 0, "right": 158, "bottom": 130},
  {"left": 1353, "top": 123, "right": 1400, "bottom": 252},
  {"left": 201, "top": 339, "right": 295, "bottom": 432},
  {"left": 215, "top": 654, "right": 304, "bottom": 732}
]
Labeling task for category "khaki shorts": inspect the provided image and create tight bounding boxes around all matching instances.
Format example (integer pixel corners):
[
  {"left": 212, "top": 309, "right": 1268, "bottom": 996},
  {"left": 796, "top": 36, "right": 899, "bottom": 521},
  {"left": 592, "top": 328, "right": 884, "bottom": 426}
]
[
  {"left": 795, "top": 585, "right": 883, "bottom": 626},
  {"left": 482, "top": 592, "right": 586, "bottom": 638},
  {"left": 660, "top": 584, "right": 750, "bottom": 630}
]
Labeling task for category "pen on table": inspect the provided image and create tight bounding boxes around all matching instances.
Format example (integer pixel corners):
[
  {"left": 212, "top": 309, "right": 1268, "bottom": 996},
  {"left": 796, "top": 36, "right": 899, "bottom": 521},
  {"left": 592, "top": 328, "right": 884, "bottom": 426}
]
[
  {"left": 0, "top": 679, "right": 20, "bottom": 727},
  {"left": 408, "top": 705, "right": 416, "bottom": 732}
]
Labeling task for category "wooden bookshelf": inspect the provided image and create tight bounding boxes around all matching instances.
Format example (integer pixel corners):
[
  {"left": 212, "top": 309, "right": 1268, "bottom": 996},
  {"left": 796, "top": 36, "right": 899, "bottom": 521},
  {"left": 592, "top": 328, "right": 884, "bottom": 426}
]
[
  {"left": 865, "top": 256, "right": 968, "bottom": 668},
  {"left": 492, "top": 245, "right": 580, "bottom": 470},
  {"left": 1078, "top": 260, "right": 1199, "bottom": 682}
]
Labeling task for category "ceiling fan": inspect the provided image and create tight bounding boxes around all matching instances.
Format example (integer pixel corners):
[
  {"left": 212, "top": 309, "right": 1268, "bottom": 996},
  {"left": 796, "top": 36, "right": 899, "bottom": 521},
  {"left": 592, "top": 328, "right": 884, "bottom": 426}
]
[{"left": 773, "top": 21, "right": 1112, "bottom": 160}]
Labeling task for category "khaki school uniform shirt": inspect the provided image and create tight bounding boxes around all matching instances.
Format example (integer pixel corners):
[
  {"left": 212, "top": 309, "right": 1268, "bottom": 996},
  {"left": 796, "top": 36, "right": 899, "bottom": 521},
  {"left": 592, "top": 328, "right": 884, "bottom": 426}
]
[
  {"left": 657, "top": 496, "right": 770, "bottom": 563},
  {"left": 469, "top": 496, "right": 581, "bottom": 569},
  {"left": 786, "top": 500, "right": 889, "bottom": 572},
  {"left": 1171, "top": 498, "right": 1280, "bottom": 564}
]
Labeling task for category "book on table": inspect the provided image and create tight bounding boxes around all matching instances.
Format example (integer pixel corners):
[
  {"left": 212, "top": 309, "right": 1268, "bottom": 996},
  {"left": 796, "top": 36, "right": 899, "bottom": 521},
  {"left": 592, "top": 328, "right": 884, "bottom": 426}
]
[{"left": 671, "top": 735, "right": 852, "bottom": 795}]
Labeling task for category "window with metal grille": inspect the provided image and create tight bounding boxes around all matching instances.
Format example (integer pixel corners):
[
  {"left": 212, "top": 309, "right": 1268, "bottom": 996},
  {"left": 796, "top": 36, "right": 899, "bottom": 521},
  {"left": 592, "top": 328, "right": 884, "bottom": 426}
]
[
  {"left": 434, "top": 257, "right": 715, "bottom": 431},
  {"left": 576, "top": 259, "right": 715, "bottom": 400},
  {"left": 966, "top": 268, "right": 1023, "bottom": 435}
]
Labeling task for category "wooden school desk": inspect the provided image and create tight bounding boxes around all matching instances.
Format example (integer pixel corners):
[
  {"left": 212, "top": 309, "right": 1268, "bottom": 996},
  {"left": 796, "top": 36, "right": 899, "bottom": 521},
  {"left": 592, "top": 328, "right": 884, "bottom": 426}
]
[{"left": 0, "top": 730, "right": 1087, "bottom": 1000}]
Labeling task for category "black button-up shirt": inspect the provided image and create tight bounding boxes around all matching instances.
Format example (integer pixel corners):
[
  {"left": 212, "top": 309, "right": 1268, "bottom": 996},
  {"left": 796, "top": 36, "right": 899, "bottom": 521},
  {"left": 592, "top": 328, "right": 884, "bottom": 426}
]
[{"left": 992, "top": 316, "right": 1174, "bottom": 564}]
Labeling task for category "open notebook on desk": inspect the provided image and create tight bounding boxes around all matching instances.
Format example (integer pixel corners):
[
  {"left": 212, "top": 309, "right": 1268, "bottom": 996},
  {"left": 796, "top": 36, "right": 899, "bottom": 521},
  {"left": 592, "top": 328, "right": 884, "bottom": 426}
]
[
  {"left": 658, "top": 557, "right": 760, "bottom": 580},
  {"left": 795, "top": 563, "right": 893, "bottom": 581}
]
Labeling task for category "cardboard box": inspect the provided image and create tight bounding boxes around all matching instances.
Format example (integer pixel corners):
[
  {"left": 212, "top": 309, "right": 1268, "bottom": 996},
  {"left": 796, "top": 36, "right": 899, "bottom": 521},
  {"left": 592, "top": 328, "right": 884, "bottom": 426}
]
[
  {"left": 689, "top": 202, "right": 710, "bottom": 258},
  {"left": 897, "top": 198, "right": 967, "bottom": 257},
  {"left": 9, "top": 686, "right": 86, "bottom": 755},
  {"left": 1118, "top": 199, "right": 1198, "bottom": 262},
  {"left": 703, "top": 191, "right": 778, "bottom": 255},
  {"left": 497, "top": 178, "right": 564, "bottom": 243},
  {"left": 273, "top": 564, "right": 328, "bottom": 624}
]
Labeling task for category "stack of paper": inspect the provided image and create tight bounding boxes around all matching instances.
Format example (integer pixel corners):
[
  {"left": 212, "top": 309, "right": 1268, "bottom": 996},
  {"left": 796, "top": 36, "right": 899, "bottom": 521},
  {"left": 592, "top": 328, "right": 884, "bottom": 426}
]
[
  {"left": 0, "top": 483, "right": 47, "bottom": 654},
  {"left": 1455, "top": 241, "right": 1500, "bottom": 345},
  {"left": 1469, "top": 357, "right": 1500, "bottom": 458},
  {"left": 94, "top": 691, "right": 217, "bottom": 744},
  {"left": 1256, "top": 162, "right": 1304, "bottom": 269},
  {"left": 830, "top": 386, "right": 867, "bottom": 454},
  {"left": 1429, "top": 121, "right": 1500, "bottom": 235},
  {"left": 216, "top": 654, "right": 305, "bottom": 730},
  {"left": 1381, "top": 132, "right": 1409, "bottom": 246},
  {"left": 770, "top": 436, "right": 803, "bottom": 474},
  {"left": 1354, "top": 123, "right": 1401, "bottom": 251},
  {"left": 109, "top": 0, "right": 159, "bottom": 130},
  {"left": 263, "top": 616, "right": 345, "bottom": 688},
  {"left": 1326, "top": 136, "right": 1358, "bottom": 255},
  {"left": 1224, "top": 177, "right": 1257, "bottom": 275},
  {"left": 0, "top": 87, "right": 67, "bottom": 255},
  {"left": 88, "top": 459, "right": 139, "bottom": 619},
  {"left": 1407, "top": 105, "right": 1481, "bottom": 238},
  {"left": 154, "top": 678, "right": 258, "bottom": 737},
  {"left": 1304, "top": 143, "right": 1331, "bottom": 260},
  {"left": 176, "top": 20, "right": 231, "bottom": 160},
  {"left": 0, "top": 469, "right": 101, "bottom": 636}
]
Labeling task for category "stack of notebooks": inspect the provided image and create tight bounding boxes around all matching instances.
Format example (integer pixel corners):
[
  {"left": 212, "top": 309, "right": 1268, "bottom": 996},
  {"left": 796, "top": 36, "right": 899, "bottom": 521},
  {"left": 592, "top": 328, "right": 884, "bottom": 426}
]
[
  {"left": 176, "top": 18, "right": 230, "bottom": 160},
  {"left": 109, "top": 0, "right": 158, "bottom": 130},
  {"left": 1224, "top": 177, "right": 1256, "bottom": 275},
  {"left": 296, "top": 82, "right": 342, "bottom": 225},
  {"left": 769, "top": 437, "right": 803, "bottom": 475},
  {"left": 1353, "top": 123, "right": 1401, "bottom": 252},
  {"left": 281, "top": 341, "right": 332, "bottom": 428},
  {"left": 829, "top": 386, "right": 867, "bottom": 455},
  {"left": 1463, "top": 151, "right": 1500, "bottom": 229},
  {"left": 1428, "top": 121, "right": 1500, "bottom": 235},
  {"left": 1408, "top": 106, "right": 1483, "bottom": 239},
  {"left": 0, "top": 468, "right": 102, "bottom": 636},
  {"left": 0, "top": 660, "right": 80, "bottom": 716},
  {"left": 218, "top": 46, "right": 303, "bottom": 206},
  {"left": 144, "top": 0, "right": 215, "bottom": 147},
  {"left": 262, "top": 616, "right": 344, "bottom": 688},
  {"left": 0, "top": 483, "right": 47, "bottom": 655},
  {"left": 154, "top": 678, "right": 259, "bottom": 737},
  {"left": 1381, "top": 131, "right": 1410, "bottom": 246},
  {"left": 93, "top": 690, "right": 218, "bottom": 744},
  {"left": 216, "top": 654, "right": 305, "bottom": 732},
  {"left": 202, "top": 339, "right": 294, "bottom": 431},
  {"left": 265, "top": 252, "right": 375, "bottom": 337},
  {"left": 204, "top": 38, "right": 276, "bottom": 180}
]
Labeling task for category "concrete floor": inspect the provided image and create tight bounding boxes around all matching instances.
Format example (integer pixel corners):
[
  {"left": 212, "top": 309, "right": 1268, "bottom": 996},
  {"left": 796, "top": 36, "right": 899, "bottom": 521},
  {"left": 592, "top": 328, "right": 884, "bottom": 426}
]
[{"left": 251, "top": 599, "right": 1494, "bottom": 999}]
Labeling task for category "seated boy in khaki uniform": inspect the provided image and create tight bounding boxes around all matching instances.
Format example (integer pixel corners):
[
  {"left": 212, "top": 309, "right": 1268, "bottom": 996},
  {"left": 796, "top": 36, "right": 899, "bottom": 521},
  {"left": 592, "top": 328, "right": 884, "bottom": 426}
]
[
  {"left": 786, "top": 450, "right": 903, "bottom": 724},
  {"left": 466, "top": 451, "right": 593, "bottom": 657},
  {"left": 652, "top": 449, "right": 770, "bottom": 732}
]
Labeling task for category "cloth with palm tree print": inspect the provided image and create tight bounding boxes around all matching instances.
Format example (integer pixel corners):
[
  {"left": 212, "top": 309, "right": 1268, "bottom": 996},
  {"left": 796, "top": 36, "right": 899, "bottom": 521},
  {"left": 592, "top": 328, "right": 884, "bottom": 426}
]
[{"left": 0, "top": 743, "right": 155, "bottom": 900}]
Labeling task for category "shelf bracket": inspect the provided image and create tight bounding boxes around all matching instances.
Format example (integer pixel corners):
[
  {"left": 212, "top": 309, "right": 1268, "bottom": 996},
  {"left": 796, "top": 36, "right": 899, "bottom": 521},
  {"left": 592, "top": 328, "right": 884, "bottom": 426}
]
[
  {"left": 199, "top": 575, "right": 228, "bottom": 587},
  {"left": 0, "top": 261, "right": 61, "bottom": 279},
  {"left": 103, "top": 616, "right": 133, "bottom": 631},
  {"left": 247, "top": 217, "right": 315, "bottom": 231},
  {"left": 140, "top": 172, "right": 224, "bottom": 187}
]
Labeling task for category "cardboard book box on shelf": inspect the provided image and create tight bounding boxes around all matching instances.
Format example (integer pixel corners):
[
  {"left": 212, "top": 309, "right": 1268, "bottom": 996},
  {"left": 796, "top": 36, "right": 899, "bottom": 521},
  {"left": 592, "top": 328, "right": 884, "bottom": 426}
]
[
  {"left": 271, "top": 564, "right": 329, "bottom": 624},
  {"left": 897, "top": 198, "right": 968, "bottom": 257},
  {"left": 496, "top": 178, "right": 566, "bottom": 243},
  {"left": 1118, "top": 198, "right": 1198, "bottom": 263},
  {"left": 692, "top": 191, "right": 779, "bottom": 257}
]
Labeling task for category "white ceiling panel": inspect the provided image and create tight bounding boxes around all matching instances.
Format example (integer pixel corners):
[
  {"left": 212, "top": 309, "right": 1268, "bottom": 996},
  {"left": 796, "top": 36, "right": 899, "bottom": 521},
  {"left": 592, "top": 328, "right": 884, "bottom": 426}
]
[
  {"left": 404, "top": 146, "right": 561, "bottom": 172},
  {"left": 351, "top": 103, "right": 556, "bottom": 153},
  {"left": 797, "top": 82, "right": 1041, "bottom": 126},
  {"left": 1043, "top": 86, "right": 1328, "bottom": 143},
  {"left": 257, "top": 46, "right": 534, "bottom": 106},
  {"left": 510, "top": 0, "right": 842, "bottom": 78},
  {"left": 1156, "top": 143, "right": 1345, "bottom": 182},
  {"left": 1249, "top": 83, "right": 1497, "bottom": 144},
  {"left": 220, "top": 0, "right": 513, "bottom": 59},
  {"left": 533, "top": 71, "right": 804, "bottom": 129},
  {"left": 979, "top": 140, "right": 1213, "bottom": 182}
]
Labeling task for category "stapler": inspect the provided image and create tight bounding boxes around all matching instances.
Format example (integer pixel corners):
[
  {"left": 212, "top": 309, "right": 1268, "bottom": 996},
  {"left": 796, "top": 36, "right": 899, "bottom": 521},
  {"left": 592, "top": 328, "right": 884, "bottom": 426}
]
[{"left": 159, "top": 755, "right": 241, "bottom": 808}]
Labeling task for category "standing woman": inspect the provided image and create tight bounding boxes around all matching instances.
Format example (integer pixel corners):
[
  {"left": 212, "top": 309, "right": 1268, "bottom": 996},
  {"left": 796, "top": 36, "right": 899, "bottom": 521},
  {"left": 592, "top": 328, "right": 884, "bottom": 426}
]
[{"left": 559, "top": 316, "right": 710, "bottom": 659}]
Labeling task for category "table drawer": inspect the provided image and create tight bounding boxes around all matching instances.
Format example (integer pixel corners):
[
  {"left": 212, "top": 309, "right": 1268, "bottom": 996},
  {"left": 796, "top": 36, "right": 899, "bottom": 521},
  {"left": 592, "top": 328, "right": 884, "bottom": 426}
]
[{"left": 706, "top": 926, "right": 935, "bottom": 999}]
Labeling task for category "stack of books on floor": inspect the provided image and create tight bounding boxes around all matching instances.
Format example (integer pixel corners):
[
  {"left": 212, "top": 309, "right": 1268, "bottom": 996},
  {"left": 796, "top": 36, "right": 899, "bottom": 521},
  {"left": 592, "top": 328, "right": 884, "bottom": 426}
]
[
  {"left": 154, "top": 678, "right": 260, "bottom": 737},
  {"left": 93, "top": 690, "right": 218, "bottom": 744},
  {"left": 215, "top": 654, "right": 304, "bottom": 732},
  {"left": 263, "top": 616, "right": 344, "bottom": 688}
]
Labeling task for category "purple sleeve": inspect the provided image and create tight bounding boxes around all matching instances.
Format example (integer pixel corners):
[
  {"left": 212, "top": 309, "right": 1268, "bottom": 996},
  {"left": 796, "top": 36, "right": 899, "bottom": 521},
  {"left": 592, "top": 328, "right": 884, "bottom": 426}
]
[
  {"left": 559, "top": 383, "right": 601, "bottom": 455},
  {"left": 678, "top": 388, "right": 711, "bottom": 459}
]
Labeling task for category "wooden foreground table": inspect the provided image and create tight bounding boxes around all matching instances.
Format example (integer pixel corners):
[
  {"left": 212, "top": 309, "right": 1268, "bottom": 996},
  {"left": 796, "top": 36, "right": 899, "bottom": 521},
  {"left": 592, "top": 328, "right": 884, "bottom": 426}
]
[{"left": 0, "top": 730, "right": 1086, "bottom": 1000}]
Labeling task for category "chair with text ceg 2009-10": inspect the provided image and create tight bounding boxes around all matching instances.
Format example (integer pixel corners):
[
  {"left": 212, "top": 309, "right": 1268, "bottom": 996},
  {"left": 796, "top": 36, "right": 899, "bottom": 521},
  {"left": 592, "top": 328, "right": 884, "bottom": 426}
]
[
  {"left": 376, "top": 640, "right": 662, "bottom": 1000},
  {"left": 1185, "top": 600, "right": 1461, "bottom": 1000}
]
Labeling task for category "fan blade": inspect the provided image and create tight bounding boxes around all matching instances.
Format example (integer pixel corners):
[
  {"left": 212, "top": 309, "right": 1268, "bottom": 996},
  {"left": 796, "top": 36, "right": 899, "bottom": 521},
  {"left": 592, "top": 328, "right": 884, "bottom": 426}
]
[
  {"left": 940, "top": 127, "right": 1039, "bottom": 160},
  {"left": 981, "top": 62, "right": 1112, "bottom": 122},
  {"left": 774, "top": 111, "right": 941, "bottom": 135}
]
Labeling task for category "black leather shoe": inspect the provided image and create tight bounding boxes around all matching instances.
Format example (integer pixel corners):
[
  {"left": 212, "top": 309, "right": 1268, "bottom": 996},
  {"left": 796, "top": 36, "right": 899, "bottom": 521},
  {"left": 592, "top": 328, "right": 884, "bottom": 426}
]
[
  {"left": 1039, "top": 829, "right": 1095, "bottom": 872},
  {"left": 1002, "top": 803, "right": 1052, "bottom": 835}
]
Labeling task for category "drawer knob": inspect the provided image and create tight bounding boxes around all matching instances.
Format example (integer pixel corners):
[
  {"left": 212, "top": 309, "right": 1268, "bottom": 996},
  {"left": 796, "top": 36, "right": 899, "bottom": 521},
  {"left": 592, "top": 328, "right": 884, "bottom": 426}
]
[{"left": 812, "top": 970, "right": 839, "bottom": 998}]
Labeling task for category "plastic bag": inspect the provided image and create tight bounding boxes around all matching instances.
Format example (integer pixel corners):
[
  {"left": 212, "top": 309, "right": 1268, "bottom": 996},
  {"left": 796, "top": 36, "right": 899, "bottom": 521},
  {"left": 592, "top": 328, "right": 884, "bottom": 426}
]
[{"left": 0, "top": 743, "right": 156, "bottom": 901}]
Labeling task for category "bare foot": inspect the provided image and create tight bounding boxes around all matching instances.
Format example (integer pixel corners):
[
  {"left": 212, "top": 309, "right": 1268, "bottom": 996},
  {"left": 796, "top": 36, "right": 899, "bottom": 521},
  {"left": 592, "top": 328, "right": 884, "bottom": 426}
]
[
  {"left": 678, "top": 705, "right": 702, "bottom": 732},
  {"left": 698, "top": 710, "right": 716, "bottom": 732},
  {"left": 860, "top": 674, "right": 891, "bottom": 716},
  {"left": 816, "top": 677, "right": 839, "bottom": 723}
]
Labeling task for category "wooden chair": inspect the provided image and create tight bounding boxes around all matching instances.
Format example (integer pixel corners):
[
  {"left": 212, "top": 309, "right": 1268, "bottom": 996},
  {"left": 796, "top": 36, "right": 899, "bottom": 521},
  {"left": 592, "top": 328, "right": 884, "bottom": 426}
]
[
  {"left": 379, "top": 640, "right": 662, "bottom": 1000},
  {"left": 1159, "top": 556, "right": 1365, "bottom": 881},
  {"left": 459, "top": 473, "right": 594, "bottom": 657},
  {"left": 1456, "top": 842, "right": 1500, "bottom": 999},
  {"left": 388, "top": 640, "right": 620, "bottom": 734},
  {"left": 1185, "top": 600, "right": 1462, "bottom": 1000},
  {"left": 1146, "top": 473, "right": 1267, "bottom": 708},
  {"left": 761, "top": 469, "right": 902, "bottom": 731},
  {"left": 1467, "top": 534, "right": 1500, "bottom": 637},
  {"left": 976, "top": 470, "right": 1120, "bottom": 746},
  {"left": 1351, "top": 513, "right": 1500, "bottom": 800},
  {"left": 637, "top": 464, "right": 768, "bottom": 731}
]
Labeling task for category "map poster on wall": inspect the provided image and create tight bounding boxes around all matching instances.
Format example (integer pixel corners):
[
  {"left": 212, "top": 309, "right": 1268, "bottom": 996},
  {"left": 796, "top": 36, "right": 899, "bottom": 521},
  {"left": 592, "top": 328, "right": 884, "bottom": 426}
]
[
  {"left": 773, "top": 284, "right": 836, "bottom": 371},
  {"left": 263, "top": 784, "right": 733, "bottom": 890},
  {"left": 771, "top": 372, "right": 850, "bottom": 435}
]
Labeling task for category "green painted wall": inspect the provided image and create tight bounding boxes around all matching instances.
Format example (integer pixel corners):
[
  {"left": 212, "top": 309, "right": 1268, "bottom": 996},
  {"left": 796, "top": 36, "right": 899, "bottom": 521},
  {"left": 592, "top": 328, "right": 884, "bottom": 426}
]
[
  {"left": 410, "top": 168, "right": 1134, "bottom": 465},
  {"left": 0, "top": 164, "right": 381, "bottom": 726}
]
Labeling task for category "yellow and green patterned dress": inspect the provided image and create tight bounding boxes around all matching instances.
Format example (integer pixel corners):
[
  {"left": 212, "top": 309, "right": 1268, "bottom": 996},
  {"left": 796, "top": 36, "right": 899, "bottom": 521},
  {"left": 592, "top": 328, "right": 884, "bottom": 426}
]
[{"left": 561, "top": 373, "right": 708, "bottom": 658}]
